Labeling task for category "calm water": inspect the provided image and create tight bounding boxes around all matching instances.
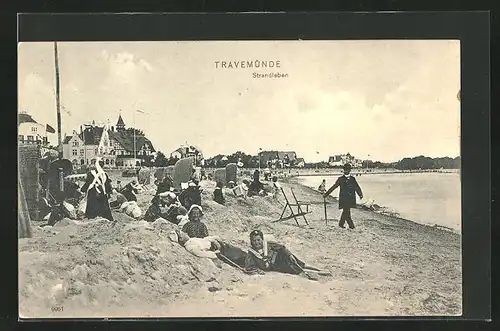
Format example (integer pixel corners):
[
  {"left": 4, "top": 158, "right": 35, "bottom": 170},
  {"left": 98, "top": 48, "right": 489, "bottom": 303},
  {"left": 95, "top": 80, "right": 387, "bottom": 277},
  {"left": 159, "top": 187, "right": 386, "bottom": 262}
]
[{"left": 299, "top": 172, "right": 461, "bottom": 233}]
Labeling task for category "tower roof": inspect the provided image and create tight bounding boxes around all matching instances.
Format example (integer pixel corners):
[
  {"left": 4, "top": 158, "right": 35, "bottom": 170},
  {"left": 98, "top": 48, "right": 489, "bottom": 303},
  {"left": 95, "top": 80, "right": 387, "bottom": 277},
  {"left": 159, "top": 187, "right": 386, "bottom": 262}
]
[{"left": 116, "top": 115, "right": 125, "bottom": 127}]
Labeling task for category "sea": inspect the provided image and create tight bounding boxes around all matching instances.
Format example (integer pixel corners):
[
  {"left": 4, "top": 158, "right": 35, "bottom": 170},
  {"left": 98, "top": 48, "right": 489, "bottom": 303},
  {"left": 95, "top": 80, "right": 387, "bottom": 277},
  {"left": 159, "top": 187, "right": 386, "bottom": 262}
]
[{"left": 298, "top": 172, "right": 461, "bottom": 233}]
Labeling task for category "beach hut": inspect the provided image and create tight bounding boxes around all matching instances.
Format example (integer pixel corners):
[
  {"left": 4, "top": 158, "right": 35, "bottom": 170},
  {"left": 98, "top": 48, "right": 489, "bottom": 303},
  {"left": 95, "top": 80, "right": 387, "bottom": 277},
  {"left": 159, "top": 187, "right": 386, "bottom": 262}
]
[
  {"left": 226, "top": 163, "right": 238, "bottom": 184},
  {"left": 172, "top": 157, "right": 195, "bottom": 190}
]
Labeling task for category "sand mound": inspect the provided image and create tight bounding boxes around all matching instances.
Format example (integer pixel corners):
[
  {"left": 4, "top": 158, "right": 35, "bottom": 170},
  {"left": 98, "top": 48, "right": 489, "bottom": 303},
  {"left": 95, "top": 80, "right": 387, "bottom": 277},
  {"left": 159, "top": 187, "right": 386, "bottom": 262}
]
[{"left": 19, "top": 213, "right": 243, "bottom": 317}]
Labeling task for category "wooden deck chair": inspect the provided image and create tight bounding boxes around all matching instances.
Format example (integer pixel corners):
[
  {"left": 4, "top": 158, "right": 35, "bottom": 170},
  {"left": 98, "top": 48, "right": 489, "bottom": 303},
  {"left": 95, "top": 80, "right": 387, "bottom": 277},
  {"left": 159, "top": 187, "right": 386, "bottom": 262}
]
[{"left": 273, "top": 187, "right": 311, "bottom": 226}]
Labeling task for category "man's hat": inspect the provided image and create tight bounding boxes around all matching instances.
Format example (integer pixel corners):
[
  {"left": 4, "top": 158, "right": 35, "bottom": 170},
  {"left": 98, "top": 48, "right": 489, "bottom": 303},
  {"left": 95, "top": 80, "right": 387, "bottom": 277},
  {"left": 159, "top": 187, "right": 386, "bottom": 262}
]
[{"left": 343, "top": 163, "right": 352, "bottom": 170}]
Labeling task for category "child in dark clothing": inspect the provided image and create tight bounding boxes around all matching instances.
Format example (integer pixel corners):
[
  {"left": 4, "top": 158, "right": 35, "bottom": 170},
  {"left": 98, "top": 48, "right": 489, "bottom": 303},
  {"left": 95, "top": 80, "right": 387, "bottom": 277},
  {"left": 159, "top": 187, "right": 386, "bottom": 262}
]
[
  {"left": 323, "top": 163, "right": 363, "bottom": 229},
  {"left": 213, "top": 181, "right": 226, "bottom": 205}
]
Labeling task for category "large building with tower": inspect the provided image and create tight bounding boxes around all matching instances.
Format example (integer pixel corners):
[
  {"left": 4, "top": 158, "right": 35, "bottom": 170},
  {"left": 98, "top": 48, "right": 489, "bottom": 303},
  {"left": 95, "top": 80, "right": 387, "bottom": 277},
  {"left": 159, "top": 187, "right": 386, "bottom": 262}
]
[{"left": 62, "top": 115, "right": 155, "bottom": 168}]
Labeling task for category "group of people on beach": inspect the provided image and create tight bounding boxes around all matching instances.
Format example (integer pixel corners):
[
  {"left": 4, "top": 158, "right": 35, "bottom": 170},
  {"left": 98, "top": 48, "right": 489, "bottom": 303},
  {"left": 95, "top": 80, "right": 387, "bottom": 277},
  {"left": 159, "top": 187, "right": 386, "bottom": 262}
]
[
  {"left": 68, "top": 160, "right": 328, "bottom": 279},
  {"left": 55, "top": 158, "right": 364, "bottom": 279}
]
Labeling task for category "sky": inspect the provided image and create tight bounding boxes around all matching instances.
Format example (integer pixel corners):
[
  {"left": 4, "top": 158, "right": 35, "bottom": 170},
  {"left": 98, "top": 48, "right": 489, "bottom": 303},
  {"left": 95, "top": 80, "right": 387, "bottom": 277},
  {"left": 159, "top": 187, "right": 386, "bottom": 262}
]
[{"left": 18, "top": 40, "right": 460, "bottom": 163}]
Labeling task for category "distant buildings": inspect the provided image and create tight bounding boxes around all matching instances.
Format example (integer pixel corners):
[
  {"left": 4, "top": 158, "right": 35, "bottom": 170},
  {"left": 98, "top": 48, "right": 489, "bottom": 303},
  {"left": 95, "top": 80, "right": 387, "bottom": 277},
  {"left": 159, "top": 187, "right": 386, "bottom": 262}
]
[
  {"left": 18, "top": 111, "right": 52, "bottom": 146},
  {"left": 295, "top": 158, "right": 305, "bottom": 168},
  {"left": 62, "top": 115, "right": 155, "bottom": 168},
  {"left": 328, "top": 153, "right": 363, "bottom": 168},
  {"left": 258, "top": 150, "right": 298, "bottom": 168}
]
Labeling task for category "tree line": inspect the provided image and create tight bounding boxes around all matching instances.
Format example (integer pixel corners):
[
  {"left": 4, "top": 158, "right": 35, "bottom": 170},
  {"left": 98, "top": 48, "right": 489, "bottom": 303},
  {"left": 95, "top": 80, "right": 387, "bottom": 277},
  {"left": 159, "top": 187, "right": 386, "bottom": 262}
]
[
  {"left": 152, "top": 150, "right": 460, "bottom": 170},
  {"left": 360, "top": 156, "right": 460, "bottom": 170}
]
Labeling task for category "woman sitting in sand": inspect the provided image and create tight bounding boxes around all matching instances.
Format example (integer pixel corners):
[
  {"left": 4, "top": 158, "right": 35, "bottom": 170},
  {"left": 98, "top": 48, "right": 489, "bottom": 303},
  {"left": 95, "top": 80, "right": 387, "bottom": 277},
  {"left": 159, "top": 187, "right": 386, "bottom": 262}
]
[
  {"left": 178, "top": 181, "right": 202, "bottom": 210},
  {"left": 155, "top": 175, "right": 174, "bottom": 195},
  {"left": 121, "top": 180, "right": 140, "bottom": 202},
  {"left": 181, "top": 204, "right": 209, "bottom": 238},
  {"left": 144, "top": 195, "right": 163, "bottom": 222},
  {"left": 247, "top": 170, "right": 265, "bottom": 197},
  {"left": 244, "top": 230, "right": 330, "bottom": 280},
  {"left": 213, "top": 181, "right": 226, "bottom": 205},
  {"left": 145, "top": 192, "right": 187, "bottom": 224}
]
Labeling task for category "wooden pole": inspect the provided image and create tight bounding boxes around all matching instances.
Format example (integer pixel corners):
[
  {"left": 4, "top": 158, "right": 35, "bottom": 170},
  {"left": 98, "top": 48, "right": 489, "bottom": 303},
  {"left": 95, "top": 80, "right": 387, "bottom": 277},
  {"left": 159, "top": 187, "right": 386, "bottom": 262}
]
[
  {"left": 133, "top": 110, "right": 136, "bottom": 168},
  {"left": 324, "top": 196, "right": 328, "bottom": 226},
  {"left": 54, "top": 42, "right": 63, "bottom": 157}
]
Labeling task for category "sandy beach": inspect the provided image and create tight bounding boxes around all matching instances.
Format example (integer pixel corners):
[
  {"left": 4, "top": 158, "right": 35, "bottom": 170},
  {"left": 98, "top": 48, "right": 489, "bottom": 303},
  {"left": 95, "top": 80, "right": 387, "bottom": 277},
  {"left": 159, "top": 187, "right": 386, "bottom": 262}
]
[{"left": 18, "top": 175, "right": 462, "bottom": 318}]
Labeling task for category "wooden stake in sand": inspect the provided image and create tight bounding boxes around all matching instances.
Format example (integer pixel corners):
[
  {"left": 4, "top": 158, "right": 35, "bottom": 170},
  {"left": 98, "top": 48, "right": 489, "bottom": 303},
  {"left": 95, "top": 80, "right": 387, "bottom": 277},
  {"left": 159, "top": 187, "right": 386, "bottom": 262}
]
[
  {"left": 324, "top": 196, "right": 327, "bottom": 226},
  {"left": 323, "top": 195, "right": 336, "bottom": 226}
]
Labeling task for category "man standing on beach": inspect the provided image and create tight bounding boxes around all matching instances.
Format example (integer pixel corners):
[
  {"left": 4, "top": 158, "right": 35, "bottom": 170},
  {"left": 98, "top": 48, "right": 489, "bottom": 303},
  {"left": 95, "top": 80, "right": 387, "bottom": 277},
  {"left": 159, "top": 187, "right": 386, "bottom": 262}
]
[{"left": 323, "top": 163, "right": 363, "bottom": 229}]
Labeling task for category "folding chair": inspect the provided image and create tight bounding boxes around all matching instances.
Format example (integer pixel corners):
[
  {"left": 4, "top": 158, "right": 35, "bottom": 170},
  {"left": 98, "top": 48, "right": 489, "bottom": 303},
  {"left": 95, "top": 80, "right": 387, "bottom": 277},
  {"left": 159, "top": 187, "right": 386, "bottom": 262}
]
[{"left": 273, "top": 187, "right": 311, "bottom": 226}]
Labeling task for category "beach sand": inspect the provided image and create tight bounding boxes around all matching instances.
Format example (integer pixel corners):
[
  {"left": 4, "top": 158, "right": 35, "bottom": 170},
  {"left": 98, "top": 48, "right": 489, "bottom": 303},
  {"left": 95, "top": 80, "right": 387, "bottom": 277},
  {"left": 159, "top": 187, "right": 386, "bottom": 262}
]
[{"left": 18, "top": 175, "right": 462, "bottom": 318}]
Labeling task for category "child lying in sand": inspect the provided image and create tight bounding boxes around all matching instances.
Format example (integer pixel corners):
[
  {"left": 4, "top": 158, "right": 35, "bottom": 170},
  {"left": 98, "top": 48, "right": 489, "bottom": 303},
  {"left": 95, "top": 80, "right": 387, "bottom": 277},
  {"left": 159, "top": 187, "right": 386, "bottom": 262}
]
[
  {"left": 169, "top": 229, "right": 222, "bottom": 259},
  {"left": 169, "top": 230, "right": 248, "bottom": 269}
]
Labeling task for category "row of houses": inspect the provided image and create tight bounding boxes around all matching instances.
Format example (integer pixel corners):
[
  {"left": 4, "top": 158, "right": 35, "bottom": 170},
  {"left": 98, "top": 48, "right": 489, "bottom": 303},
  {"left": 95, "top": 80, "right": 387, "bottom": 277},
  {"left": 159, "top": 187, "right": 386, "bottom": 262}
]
[
  {"left": 19, "top": 111, "right": 364, "bottom": 169},
  {"left": 204, "top": 151, "right": 365, "bottom": 169},
  {"left": 258, "top": 151, "right": 305, "bottom": 168},
  {"left": 258, "top": 151, "right": 363, "bottom": 168},
  {"left": 18, "top": 110, "right": 206, "bottom": 169}
]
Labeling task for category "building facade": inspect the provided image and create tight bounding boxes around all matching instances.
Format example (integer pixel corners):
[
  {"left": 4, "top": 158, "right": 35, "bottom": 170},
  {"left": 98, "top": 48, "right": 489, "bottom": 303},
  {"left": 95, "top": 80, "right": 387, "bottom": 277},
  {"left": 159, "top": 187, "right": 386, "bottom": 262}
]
[
  {"left": 18, "top": 112, "right": 50, "bottom": 146},
  {"left": 328, "top": 153, "right": 363, "bottom": 168},
  {"left": 62, "top": 115, "right": 155, "bottom": 168},
  {"left": 258, "top": 150, "right": 298, "bottom": 168}
]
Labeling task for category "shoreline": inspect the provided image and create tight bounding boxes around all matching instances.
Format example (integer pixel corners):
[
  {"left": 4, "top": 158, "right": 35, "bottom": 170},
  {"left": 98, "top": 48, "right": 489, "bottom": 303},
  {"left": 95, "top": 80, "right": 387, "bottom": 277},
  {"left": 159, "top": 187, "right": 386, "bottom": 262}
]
[
  {"left": 282, "top": 176, "right": 461, "bottom": 236},
  {"left": 201, "top": 167, "right": 459, "bottom": 179},
  {"left": 293, "top": 170, "right": 459, "bottom": 177}
]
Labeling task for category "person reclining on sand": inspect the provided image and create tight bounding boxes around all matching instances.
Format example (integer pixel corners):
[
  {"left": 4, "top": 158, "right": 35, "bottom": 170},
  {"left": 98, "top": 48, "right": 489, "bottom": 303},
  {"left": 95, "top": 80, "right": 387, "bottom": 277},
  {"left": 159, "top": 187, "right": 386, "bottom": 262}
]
[
  {"left": 169, "top": 229, "right": 248, "bottom": 268},
  {"left": 169, "top": 229, "right": 222, "bottom": 259},
  {"left": 244, "top": 230, "right": 331, "bottom": 280}
]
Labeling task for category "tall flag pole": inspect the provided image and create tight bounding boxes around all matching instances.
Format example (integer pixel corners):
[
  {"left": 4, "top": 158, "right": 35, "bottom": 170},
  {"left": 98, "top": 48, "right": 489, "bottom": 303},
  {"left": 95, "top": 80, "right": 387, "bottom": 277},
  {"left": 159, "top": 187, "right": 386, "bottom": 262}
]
[
  {"left": 133, "top": 110, "right": 136, "bottom": 167},
  {"left": 54, "top": 42, "right": 63, "bottom": 157}
]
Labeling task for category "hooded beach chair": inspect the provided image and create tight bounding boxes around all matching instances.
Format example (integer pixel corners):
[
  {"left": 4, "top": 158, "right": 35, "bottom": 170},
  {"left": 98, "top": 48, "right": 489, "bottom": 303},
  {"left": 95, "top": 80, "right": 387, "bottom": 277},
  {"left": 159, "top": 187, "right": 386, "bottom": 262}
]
[{"left": 273, "top": 187, "right": 311, "bottom": 226}]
